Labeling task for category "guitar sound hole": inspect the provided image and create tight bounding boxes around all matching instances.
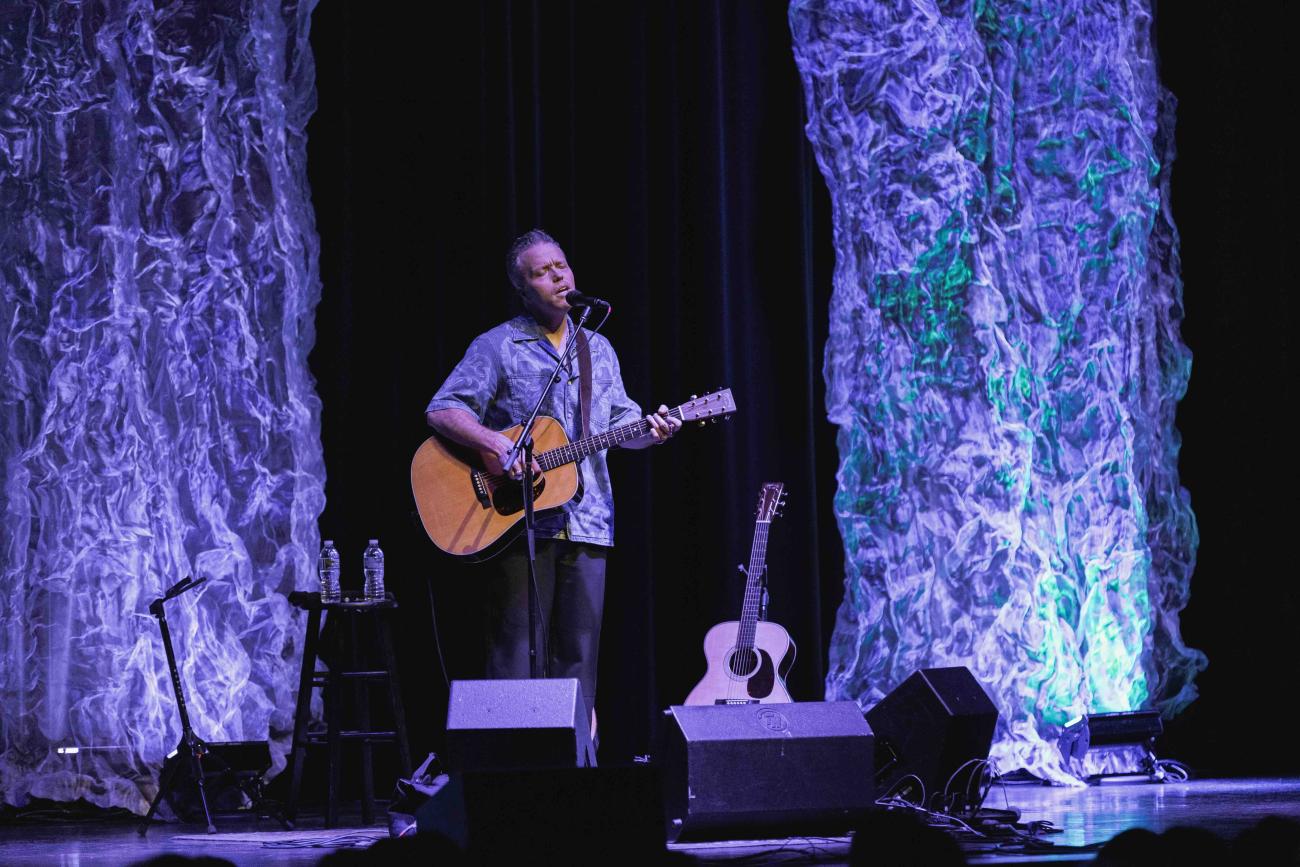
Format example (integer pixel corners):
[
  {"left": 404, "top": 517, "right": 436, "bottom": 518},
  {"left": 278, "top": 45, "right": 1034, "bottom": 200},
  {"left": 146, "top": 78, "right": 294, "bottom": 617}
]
[
  {"left": 489, "top": 472, "right": 547, "bottom": 516},
  {"left": 727, "top": 648, "right": 760, "bottom": 679}
]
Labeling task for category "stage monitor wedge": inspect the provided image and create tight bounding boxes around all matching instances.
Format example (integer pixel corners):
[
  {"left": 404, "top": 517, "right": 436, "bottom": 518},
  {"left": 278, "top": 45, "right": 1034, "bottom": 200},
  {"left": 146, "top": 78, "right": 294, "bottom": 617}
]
[
  {"left": 660, "top": 701, "right": 875, "bottom": 842},
  {"left": 444, "top": 678, "right": 595, "bottom": 771},
  {"left": 865, "top": 666, "right": 998, "bottom": 812}
]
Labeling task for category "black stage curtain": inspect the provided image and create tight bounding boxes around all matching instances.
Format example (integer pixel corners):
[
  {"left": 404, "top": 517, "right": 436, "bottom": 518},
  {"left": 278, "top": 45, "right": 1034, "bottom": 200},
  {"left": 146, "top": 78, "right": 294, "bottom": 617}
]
[
  {"left": 1153, "top": 3, "right": 1294, "bottom": 774},
  {"left": 306, "top": 1, "right": 840, "bottom": 765},
  {"left": 306, "top": 1, "right": 1293, "bottom": 779}
]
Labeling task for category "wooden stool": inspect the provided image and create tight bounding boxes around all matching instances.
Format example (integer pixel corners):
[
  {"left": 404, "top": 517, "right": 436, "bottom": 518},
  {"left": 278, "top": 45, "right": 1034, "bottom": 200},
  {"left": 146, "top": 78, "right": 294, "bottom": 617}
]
[{"left": 285, "top": 591, "right": 412, "bottom": 827}]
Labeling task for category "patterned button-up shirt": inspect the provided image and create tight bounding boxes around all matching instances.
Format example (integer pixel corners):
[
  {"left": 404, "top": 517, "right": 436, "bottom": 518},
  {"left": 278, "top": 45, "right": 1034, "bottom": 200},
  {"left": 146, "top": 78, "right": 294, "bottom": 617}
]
[{"left": 426, "top": 316, "right": 642, "bottom": 547}]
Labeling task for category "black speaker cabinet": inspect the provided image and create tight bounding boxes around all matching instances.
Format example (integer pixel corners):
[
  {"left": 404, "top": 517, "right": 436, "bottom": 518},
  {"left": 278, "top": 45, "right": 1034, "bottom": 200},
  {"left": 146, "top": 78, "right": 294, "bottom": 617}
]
[
  {"left": 660, "top": 701, "right": 874, "bottom": 842},
  {"left": 865, "top": 667, "right": 998, "bottom": 812},
  {"left": 444, "top": 678, "right": 595, "bottom": 771}
]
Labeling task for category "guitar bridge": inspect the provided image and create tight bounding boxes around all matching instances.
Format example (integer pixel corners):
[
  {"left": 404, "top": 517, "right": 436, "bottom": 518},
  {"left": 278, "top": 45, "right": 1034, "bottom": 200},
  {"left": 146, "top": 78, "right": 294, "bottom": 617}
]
[
  {"left": 470, "top": 470, "right": 490, "bottom": 508},
  {"left": 714, "top": 699, "right": 760, "bottom": 705}
]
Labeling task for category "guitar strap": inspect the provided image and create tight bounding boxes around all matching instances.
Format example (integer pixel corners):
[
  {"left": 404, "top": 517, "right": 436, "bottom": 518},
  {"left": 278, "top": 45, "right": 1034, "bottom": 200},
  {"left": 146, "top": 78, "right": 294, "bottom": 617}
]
[{"left": 576, "top": 327, "right": 593, "bottom": 440}]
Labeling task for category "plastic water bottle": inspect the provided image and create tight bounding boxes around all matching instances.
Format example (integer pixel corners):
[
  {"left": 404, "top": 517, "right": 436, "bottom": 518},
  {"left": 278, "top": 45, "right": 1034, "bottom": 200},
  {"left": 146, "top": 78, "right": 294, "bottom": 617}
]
[
  {"left": 363, "top": 539, "right": 385, "bottom": 601},
  {"left": 318, "top": 540, "right": 341, "bottom": 603}
]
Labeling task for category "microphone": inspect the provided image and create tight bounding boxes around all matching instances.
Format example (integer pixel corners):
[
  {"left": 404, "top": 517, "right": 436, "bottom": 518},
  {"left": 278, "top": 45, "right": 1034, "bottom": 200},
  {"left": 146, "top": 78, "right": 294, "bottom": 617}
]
[{"left": 564, "top": 291, "right": 610, "bottom": 308}]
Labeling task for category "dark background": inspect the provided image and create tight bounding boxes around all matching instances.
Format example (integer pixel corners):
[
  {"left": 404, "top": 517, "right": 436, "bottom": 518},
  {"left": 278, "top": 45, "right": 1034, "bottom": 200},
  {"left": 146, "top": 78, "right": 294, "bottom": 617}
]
[
  {"left": 1152, "top": 2, "right": 1292, "bottom": 773},
  {"left": 298, "top": 0, "right": 1293, "bottom": 795}
]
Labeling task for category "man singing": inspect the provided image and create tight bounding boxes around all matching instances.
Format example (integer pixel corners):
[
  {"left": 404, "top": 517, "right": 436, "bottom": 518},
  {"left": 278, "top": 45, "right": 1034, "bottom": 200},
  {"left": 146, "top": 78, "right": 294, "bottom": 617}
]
[{"left": 425, "top": 229, "right": 681, "bottom": 738}]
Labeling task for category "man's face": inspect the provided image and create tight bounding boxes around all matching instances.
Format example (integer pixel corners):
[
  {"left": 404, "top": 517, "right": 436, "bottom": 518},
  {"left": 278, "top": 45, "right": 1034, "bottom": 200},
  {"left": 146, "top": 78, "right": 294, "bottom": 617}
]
[{"left": 517, "top": 242, "right": 575, "bottom": 321}]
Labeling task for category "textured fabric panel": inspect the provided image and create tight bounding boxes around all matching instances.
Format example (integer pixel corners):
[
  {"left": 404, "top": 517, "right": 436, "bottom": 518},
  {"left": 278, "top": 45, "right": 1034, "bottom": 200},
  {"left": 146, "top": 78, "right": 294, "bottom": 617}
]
[
  {"left": 0, "top": 0, "right": 324, "bottom": 811},
  {"left": 790, "top": 0, "right": 1204, "bottom": 781}
]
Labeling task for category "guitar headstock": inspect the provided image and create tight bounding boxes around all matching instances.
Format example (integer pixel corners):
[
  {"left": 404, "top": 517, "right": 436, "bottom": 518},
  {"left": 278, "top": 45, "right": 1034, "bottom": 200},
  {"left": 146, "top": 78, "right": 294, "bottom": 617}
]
[
  {"left": 677, "top": 388, "right": 736, "bottom": 425},
  {"left": 755, "top": 482, "right": 786, "bottom": 524}
]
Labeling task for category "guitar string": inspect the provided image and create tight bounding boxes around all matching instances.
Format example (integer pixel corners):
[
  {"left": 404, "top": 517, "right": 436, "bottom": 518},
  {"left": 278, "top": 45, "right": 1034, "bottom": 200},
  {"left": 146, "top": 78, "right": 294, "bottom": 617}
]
[
  {"left": 476, "top": 413, "right": 673, "bottom": 485},
  {"left": 475, "top": 402, "right": 723, "bottom": 486},
  {"left": 737, "top": 487, "right": 781, "bottom": 702},
  {"left": 731, "top": 512, "right": 772, "bottom": 702},
  {"left": 745, "top": 524, "right": 773, "bottom": 642},
  {"left": 741, "top": 521, "right": 769, "bottom": 698},
  {"left": 731, "top": 524, "right": 751, "bottom": 702}
]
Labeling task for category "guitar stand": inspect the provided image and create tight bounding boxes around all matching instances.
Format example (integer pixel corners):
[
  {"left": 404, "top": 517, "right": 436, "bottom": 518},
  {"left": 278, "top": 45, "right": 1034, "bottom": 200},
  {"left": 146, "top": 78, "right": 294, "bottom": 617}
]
[{"left": 138, "top": 576, "right": 290, "bottom": 835}]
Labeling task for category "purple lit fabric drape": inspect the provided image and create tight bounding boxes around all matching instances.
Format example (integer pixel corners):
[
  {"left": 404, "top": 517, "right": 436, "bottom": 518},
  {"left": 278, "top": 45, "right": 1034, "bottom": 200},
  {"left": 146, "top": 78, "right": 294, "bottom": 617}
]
[
  {"left": 791, "top": 0, "right": 1204, "bottom": 781},
  {"left": 0, "top": 0, "right": 324, "bottom": 811}
]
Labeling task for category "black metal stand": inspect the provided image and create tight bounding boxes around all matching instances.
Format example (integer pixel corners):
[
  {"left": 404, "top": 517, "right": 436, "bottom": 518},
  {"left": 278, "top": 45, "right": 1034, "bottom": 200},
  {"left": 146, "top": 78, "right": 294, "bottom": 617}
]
[
  {"left": 138, "top": 576, "right": 288, "bottom": 835},
  {"left": 520, "top": 435, "right": 544, "bottom": 677},
  {"left": 504, "top": 306, "right": 597, "bottom": 679},
  {"left": 139, "top": 577, "right": 214, "bottom": 834}
]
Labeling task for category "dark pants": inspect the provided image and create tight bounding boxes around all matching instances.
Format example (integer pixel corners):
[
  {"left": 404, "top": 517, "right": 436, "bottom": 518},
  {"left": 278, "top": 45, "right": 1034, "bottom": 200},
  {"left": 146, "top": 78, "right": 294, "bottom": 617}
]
[{"left": 486, "top": 539, "right": 607, "bottom": 723}]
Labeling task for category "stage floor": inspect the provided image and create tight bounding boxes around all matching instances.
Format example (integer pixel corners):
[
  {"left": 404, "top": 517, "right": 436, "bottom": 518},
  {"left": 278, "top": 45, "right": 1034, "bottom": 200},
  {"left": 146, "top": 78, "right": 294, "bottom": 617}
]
[{"left": 0, "top": 777, "right": 1296, "bottom": 864}]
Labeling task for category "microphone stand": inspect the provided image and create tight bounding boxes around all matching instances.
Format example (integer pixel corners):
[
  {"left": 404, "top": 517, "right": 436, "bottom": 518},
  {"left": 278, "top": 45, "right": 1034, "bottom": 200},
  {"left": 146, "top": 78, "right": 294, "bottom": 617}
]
[{"left": 504, "top": 304, "right": 597, "bottom": 679}]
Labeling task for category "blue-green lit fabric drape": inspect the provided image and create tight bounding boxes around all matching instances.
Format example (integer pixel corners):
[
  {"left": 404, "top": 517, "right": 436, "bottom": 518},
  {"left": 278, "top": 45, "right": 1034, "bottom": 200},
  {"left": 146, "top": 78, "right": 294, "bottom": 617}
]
[{"left": 791, "top": 0, "right": 1204, "bottom": 781}]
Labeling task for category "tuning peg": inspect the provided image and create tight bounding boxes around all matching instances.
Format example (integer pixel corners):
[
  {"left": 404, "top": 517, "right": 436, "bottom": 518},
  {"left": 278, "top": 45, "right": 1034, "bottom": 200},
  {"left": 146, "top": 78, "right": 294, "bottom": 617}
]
[
  {"left": 698, "top": 420, "right": 706, "bottom": 428},
  {"left": 690, "top": 394, "right": 698, "bottom": 400}
]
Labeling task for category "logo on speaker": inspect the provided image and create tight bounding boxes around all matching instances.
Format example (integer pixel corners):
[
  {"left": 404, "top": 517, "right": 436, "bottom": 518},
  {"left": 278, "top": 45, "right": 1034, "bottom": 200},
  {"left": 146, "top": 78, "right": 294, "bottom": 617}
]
[{"left": 755, "top": 708, "right": 790, "bottom": 733}]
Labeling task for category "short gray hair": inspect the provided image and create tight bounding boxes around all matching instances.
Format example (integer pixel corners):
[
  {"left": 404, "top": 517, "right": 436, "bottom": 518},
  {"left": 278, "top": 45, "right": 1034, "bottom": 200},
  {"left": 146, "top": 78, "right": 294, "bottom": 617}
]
[{"left": 506, "top": 229, "right": 560, "bottom": 292}]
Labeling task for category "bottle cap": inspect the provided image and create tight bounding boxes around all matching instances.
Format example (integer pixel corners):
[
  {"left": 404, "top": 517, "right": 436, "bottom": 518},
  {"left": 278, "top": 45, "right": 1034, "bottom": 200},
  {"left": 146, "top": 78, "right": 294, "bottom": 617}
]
[
  {"left": 324, "top": 539, "right": 334, "bottom": 546},
  {"left": 368, "top": 539, "right": 378, "bottom": 545}
]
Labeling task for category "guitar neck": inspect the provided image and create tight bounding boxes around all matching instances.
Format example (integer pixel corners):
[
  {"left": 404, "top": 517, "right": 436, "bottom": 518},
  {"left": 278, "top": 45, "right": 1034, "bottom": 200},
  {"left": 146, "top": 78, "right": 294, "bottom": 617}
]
[
  {"left": 735, "top": 520, "right": 770, "bottom": 650},
  {"left": 536, "top": 406, "right": 685, "bottom": 471}
]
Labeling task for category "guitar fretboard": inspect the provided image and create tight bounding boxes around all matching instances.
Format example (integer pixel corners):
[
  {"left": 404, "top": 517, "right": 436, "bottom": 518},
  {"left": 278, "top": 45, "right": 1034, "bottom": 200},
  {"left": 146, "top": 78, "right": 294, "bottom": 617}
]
[
  {"left": 736, "top": 519, "right": 771, "bottom": 652},
  {"left": 536, "top": 406, "right": 686, "bottom": 471}
]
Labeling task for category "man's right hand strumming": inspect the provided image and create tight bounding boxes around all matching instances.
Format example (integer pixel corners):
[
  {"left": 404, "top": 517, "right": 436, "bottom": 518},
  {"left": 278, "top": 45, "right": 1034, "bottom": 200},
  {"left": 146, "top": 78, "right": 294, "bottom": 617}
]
[
  {"left": 427, "top": 408, "right": 540, "bottom": 480},
  {"left": 482, "top": 431, "right": 541, "bottom": 480}
]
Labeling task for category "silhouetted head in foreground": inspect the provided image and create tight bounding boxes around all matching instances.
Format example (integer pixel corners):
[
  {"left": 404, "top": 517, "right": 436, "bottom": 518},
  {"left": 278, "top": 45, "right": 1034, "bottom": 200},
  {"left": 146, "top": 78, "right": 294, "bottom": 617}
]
[
  {"left": 1098, "top": 817, "right": 1300, "bottom": 866},
  {"left": 1233, "top": 816, "right": 1300, "bottom": 865}
]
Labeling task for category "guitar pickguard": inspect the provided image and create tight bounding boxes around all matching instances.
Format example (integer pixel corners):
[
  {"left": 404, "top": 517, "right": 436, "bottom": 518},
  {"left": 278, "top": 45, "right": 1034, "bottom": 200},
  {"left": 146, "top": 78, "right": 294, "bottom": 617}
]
[{"left": 746, "top": 649, "right": 776, "bottom": 699}]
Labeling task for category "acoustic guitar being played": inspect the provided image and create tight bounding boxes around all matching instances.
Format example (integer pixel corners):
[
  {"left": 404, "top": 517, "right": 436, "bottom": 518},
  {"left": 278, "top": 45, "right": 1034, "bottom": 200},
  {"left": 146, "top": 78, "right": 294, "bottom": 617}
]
[
  {"left": 411, "top": 389, "right": 736, "bottom": 560},
  {"left": 685, "top": 482, "right": 795, "bottom": 705}
]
